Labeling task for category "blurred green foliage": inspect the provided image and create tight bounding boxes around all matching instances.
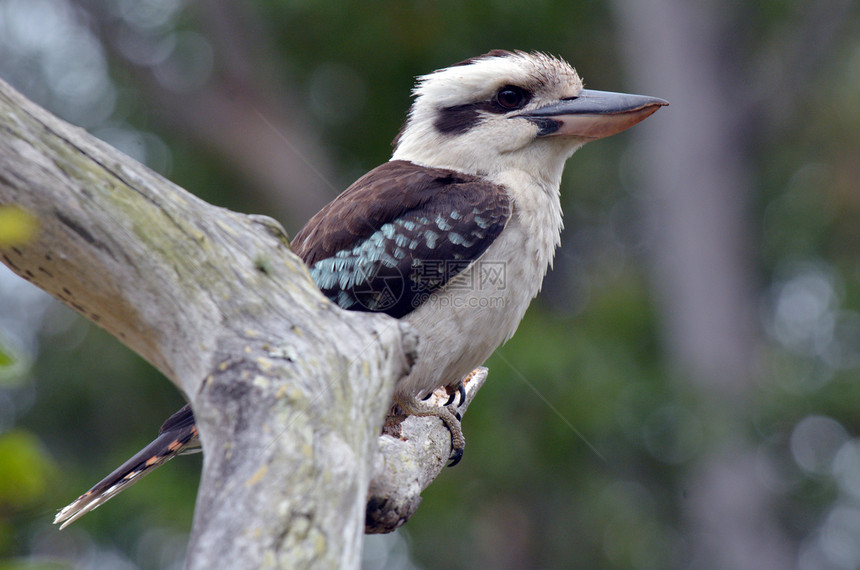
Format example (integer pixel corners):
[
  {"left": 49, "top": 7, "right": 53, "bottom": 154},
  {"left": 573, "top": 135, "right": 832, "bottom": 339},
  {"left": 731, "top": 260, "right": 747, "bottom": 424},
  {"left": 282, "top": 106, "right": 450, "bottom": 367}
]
[
  {"left": 0, "top": 431, "right": 55, "bottom": 509},
  {"left": 1, "top": 0, "right": 860, "bottom": 568},
  {"left": 0, "top": 431, "right": 56, "bottom": 554}
]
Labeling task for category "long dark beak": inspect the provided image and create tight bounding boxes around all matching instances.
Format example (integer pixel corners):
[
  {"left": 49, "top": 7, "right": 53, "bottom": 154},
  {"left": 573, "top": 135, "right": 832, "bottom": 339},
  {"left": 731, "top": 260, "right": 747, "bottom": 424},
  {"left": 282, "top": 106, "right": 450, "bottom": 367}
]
[{"left": 518, "top": 89, "right": 668, "bottom": 140}]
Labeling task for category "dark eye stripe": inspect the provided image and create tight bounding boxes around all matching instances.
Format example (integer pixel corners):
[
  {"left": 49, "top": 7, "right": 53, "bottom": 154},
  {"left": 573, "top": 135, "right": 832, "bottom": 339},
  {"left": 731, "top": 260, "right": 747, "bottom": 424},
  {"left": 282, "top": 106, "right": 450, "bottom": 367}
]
[
  {"left": 434, "top": 86, "right": 532, "bottom": 135},
  {"left": 434, "top": 103, "right": 487, "bottom": 135}
]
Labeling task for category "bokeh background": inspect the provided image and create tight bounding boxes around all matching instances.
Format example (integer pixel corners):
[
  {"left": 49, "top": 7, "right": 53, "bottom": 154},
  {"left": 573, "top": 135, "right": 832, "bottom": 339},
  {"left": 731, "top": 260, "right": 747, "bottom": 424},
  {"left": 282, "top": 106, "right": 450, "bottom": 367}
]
[{"left": 2, "top": 1, "right": 860, "bottom": 568}]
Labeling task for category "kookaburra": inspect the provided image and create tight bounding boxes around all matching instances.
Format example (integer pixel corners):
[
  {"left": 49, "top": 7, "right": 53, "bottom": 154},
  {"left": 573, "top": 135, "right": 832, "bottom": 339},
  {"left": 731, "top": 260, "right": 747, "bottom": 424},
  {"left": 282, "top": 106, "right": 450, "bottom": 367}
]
[{"left": 54, "top": 50, "right": 666, "bottom": 528}]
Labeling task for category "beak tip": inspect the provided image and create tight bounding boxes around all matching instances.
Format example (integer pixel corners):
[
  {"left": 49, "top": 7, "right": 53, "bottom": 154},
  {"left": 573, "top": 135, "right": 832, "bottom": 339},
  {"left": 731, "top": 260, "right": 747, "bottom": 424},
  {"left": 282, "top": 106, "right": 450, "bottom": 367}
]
[{"left": 639, "top": 96, "right": 669, "bottom": 110}]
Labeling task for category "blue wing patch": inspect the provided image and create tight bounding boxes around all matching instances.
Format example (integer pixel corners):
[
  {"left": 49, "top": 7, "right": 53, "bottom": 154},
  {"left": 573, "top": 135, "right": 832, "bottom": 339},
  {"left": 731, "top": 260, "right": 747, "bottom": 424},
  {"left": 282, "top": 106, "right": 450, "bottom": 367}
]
[{"left": 292, "top": 160, "right": 511, "bottom": 318}]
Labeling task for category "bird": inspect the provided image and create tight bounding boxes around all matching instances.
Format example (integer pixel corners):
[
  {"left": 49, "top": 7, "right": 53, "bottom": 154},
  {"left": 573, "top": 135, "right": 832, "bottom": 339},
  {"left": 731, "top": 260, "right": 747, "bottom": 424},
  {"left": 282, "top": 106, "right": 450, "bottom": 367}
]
[{"left": 53, "top": 49, "right": 666, "bottom": 529}]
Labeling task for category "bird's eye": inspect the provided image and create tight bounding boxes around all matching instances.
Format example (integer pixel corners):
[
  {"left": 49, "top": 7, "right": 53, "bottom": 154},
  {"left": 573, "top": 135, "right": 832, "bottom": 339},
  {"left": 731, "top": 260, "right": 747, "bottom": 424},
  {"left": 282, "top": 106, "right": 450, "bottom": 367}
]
[{"left": 495, "top": 86, "right": 527, "bottom": 110}]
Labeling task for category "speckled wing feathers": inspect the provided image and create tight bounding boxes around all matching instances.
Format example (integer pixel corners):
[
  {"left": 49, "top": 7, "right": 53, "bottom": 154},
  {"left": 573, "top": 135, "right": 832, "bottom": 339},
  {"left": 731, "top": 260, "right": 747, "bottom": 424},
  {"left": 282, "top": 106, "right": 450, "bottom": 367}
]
[{"left": 291, "top": 160, "right": 511, "bottom": 318}]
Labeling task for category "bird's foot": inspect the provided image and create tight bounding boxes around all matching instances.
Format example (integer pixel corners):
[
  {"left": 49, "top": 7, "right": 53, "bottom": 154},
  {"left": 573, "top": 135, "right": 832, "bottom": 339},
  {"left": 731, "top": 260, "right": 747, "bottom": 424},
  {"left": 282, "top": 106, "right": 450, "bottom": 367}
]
[
  {"left": 443, "top": 381, "right": 467, "bottom": 408},
  {"left": 393, "top": 394, "right": 465, "bottom": 467}
]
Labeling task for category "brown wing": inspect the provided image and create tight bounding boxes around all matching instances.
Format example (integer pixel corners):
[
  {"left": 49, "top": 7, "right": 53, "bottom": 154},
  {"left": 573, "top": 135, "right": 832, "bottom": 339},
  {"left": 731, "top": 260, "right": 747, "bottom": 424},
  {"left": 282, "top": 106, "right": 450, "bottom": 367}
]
[{"left": 292, "top": 160, "right": 511, "bottom": 318}]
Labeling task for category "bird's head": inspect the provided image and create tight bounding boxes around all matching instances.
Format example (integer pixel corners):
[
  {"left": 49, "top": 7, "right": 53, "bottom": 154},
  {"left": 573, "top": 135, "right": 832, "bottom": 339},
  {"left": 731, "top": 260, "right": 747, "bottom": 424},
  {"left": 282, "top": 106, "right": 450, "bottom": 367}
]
[{"left": 392, "top": 50, "right": 666, "bottom": 186}]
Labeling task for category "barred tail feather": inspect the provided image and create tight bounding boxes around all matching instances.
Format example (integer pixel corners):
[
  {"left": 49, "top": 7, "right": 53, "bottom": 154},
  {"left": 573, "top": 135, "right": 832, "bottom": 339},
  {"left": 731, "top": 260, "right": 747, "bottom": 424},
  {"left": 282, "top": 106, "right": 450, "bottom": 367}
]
[{"left": 54, "top": 404, "right": 199, "bottom": 529}]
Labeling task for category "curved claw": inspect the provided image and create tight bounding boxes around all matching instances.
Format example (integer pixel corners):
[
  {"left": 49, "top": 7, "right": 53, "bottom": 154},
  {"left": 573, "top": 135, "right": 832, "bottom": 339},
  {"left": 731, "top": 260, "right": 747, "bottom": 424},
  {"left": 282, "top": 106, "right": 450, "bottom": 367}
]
[
  {"left": 444, "top": 390, "right": 457, "bottom": 406},
  {"left": 448, "top": 447, "right": 464, "bottom": 467},
  {"left": 444, "top": 382, "right": 467, "bottom": 407},
  {"left": 393, "top": 394, "right": 466, "bottom": 469}
]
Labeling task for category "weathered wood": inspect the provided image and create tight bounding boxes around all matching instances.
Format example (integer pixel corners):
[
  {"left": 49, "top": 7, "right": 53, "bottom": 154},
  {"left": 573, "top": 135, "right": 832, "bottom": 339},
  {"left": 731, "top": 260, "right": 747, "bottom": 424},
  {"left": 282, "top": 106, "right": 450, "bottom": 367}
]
[{"left": 0, "top": 77, "right": 480, "bottom": 568}]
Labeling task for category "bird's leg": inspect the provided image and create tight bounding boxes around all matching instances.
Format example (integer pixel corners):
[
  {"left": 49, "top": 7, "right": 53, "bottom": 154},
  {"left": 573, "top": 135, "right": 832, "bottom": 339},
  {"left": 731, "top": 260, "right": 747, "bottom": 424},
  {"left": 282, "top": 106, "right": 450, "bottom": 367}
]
[{"left": 393, "top": 393, "right": 465, "bottom": 466}]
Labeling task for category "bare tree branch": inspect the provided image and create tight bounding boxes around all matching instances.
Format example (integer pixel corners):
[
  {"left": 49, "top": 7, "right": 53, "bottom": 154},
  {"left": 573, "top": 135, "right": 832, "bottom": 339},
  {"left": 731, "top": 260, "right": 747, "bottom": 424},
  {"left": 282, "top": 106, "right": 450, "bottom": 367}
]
[{"left": 0, "top": 76, "right": 472, "bottom": 568}]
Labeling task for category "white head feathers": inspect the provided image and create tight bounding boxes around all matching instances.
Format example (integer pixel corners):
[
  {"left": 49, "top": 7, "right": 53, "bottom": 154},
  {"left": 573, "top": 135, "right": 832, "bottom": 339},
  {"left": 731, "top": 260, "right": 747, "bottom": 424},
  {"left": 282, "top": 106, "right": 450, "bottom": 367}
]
[
  {"left": 392, "top": 50, "right": 585, "bottom": 179},
  {"left": 411, "top": 50, "right": 582, "bottom": 110}
]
